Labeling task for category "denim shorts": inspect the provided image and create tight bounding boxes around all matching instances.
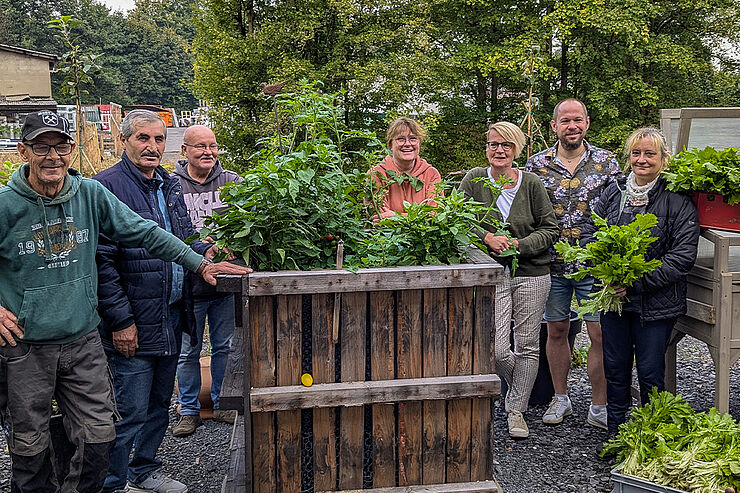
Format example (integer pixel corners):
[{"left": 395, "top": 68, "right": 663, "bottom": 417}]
[{"left": 544, "top": 275, "right": 600, "bottom": 322}]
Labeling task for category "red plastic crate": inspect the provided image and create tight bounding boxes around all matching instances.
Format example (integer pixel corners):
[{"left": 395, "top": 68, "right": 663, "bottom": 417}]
[{"left": 692, "top": 192, "right": 740, "bottom": 232}]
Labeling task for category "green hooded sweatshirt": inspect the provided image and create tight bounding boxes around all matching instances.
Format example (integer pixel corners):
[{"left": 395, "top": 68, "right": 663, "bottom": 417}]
[{"left": 0, "top": 165, "right": 203, "bottom": 344}]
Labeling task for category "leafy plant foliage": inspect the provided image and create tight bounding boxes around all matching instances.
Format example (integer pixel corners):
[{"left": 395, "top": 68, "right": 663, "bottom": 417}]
[
  {"left": 664, "top": 147, "right": 740, "bottom": 205},
  {"left": 0, "top": 161, "right": 21, "bottom": 187},
  {"left": 200, "top": 83, "right": 507, "bottom": 271},
  {"left": 603, "top": 389, "right": 740, "bottom": 492},
  {"left": 554, "top": 213, "right": 661, "bottom": 318}
]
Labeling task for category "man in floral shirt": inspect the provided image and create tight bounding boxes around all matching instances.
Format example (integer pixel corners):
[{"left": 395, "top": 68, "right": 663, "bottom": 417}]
[{"left": 525, "top": 98, "right": 620, "bottom": 430}]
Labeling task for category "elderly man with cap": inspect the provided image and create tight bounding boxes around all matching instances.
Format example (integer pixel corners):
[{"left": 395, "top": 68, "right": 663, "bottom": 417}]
[{"left": 0, "top": 112, "right": 249, "bottom": 493}]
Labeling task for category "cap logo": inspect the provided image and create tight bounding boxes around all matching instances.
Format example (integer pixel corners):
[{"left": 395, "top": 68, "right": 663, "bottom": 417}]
[{"left": 42, "top": 114, "right": 59, "bottom": 126}]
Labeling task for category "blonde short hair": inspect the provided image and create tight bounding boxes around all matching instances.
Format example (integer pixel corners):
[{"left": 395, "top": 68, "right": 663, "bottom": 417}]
[
  {"left": 623, "top": 127, "right": 670, "bottom": 172},
  {"left": 386, "top": 117, "right": 427, "bottom": 149},
  {"left": 486, "top": 121, "right": 526, "bottom": 158}
]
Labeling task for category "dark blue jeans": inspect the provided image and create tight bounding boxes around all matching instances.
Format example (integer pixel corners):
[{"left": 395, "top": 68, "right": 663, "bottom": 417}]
[
  {"left": 601, "top": 311, "right": 676, "bottom": 435},
  {"left": 176, "top": 294, "right": 235, "bottom": 414}
]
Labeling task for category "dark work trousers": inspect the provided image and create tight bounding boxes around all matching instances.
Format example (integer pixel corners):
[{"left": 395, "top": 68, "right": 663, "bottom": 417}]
[
  {"left": 0, "top": 330, "right": 117, "bottom": 493},
  {"left": 600, "top": 311, "right": 676, "bottom": 435}
]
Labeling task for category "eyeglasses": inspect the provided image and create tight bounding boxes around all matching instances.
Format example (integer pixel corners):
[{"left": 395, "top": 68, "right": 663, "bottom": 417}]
[
  {"left": 393, "top": 136, "right": 419, "bottom": 145},
  {"left": 184, "top": 143, "right": 219, "bottom": 152},
  {"left": 25, "top": 142, "right": 74, "bottom": 156},
  {"left": 486, "top": 141, "right": 514, "bottom": 151}
]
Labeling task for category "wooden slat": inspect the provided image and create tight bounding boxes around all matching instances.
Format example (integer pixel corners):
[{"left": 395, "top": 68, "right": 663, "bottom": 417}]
[
  {"left": 371, "top": 291, "right": 397, "bottom": 487},
  {"left": 312, "top": 293, "right": 337, "bottom": 490},
  {"left": 319, "top": 479, "right": 502, "bottom": 492},
  {"left": 249, "top": 375, "right": 501, "bottom": 411},
  {"left": 397, "top": 290, "right": 423, "bottom": 486},
  {"left": 446, "top": 288, "right": 473, "bottom": 483},
  {"left": 222, "top": 413, "right": 247, "bottom": 492},
  {"left": 221, "top": 264, "right": 504, "bottom": 296},
  {"left": 423, "top": 289, "right": 447, "bottom": 485},
  {"left": 686, "top": 298, "right": 716, "bottom": 324},
  {"left": 220, "top": 321, "right": 245, "bottom": 413},
  {"left": 471, "top": 286, "right": 495, "bottom": 481},
  {"left": 250, "top": 295, "right": 276, "bottom": 492},
  {"left": 463, "top": 247, "right": 495, "bottom": 265},
  {"left": 276, "top": 295, "right": 302, "bottom": 493},
  {"left": 339, "top": 292, "right": 367, "bottom": 490}
]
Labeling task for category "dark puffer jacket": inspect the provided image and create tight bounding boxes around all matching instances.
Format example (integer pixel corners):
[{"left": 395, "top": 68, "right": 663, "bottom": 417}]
[
  {"left": 582, "top": 176, "right": 700, "bottom": 322},
  {"left": 94, "top": 153, "right": 211, "bottom": 356}
]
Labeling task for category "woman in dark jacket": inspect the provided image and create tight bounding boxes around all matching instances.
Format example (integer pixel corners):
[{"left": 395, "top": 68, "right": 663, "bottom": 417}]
[{"left": 583, "top": 127, "right": 700, "bottom": 435}]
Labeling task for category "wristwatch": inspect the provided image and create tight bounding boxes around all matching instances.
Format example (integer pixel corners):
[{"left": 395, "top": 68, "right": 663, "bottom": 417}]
[{"left": 197, "top": 257, "right": 213, "bottom": 275}]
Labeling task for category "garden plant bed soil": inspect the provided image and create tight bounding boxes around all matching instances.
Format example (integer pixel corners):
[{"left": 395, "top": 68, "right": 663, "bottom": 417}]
[{"left": 1, "top": 333, "right": 738, "bottom": 492}]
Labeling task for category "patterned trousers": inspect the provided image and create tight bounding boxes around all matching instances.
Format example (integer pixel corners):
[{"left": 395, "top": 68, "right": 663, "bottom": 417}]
[{"left": 494, "top": 274, "right": 551, "bottom": 412}]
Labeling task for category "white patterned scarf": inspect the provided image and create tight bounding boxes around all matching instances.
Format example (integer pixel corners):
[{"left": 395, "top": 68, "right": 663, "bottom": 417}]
[{"left": 626, "top": 172, "right": 659, "bottom": 206}]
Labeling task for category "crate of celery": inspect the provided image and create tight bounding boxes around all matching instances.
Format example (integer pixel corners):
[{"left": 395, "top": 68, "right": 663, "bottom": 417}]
[
  {"left": 604, "top": 389, "right": 740, "bottom": 493},
  {"left": 554, "top": 213, "right": 662, "bottom": 318}
]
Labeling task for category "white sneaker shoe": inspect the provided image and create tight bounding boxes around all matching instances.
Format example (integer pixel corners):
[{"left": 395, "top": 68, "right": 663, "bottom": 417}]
[
  {"left": 127, "top": 472, "right": 188, "bottom": 493},
  {"left": 507, "top": 410, "right": 529, "bottom": 439},
  {"left": 587, "top": 404, "right": 608, "bottom": 430},
  {"left": 542, "top": 395, "right": 572, "bottom": 425}
]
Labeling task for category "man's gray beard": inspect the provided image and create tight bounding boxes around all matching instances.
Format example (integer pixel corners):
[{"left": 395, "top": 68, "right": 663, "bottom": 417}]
[{"left": 559, "top": 137, "right": 583, "bottom": 151}]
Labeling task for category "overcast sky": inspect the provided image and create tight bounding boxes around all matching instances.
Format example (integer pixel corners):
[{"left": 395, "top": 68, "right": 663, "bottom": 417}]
[{"left": 100, "top": 0, "right": 135, "bottom": 13}]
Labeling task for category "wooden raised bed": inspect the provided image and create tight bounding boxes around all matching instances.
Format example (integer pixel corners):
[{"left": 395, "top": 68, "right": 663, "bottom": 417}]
[
  {"left": 218, "top": 249, "right": 504, "bottom": 492},
  {"left": 665, "top": 228, "right": 740, "bottom": 413}
]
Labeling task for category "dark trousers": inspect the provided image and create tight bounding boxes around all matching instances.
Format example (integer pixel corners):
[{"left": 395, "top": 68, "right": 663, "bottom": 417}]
[{"left": 600, "top": 311, "right": 676, "bottom": 435}]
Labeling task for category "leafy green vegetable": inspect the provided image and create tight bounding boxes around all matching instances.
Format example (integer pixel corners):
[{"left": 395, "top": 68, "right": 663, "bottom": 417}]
[
  {"left": 663, "top": 147, "right": 740, "bottom": 205},
  {"left": 202, "top": 82, "right": 499, "bottom": 272},
  {"left": 0, "top": 161, "right": 20, "bottom": 187},
  {"left": 554, "top": 213, "right": 662, "bottom": 318},
  {"left": 603, "top": 389, "right": 740, "bottom": 492}
]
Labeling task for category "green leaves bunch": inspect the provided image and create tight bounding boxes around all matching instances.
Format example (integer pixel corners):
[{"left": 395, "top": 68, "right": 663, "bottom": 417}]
[
  {"left": 202, "top": 82, "right": 504, "bottom": 271},
  {"left": 663, "top": 147, "right": 740, "bottom": 205},
  {"left": 554, "top": 213, "right": 662, "bottom": 318},
  {"left": 0, "top": 161, "right": 20, "bottom": 187},
  {"left": 359, "top": 188, "right": 490, "bottom": 268},
  {"left": 602, "top": 389, "right": 740, "bottom": 492}
]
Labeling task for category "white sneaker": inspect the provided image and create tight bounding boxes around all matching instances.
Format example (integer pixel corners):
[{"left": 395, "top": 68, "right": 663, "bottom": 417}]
[
  {"left": 542, "top": 395, "right": 572, "bottom": 425},
  {"left": 507, "top": 410, "right": 529, "bottom": 439},
  {"left": 587, "top": 404, "right": 608, "bottom": 430},
  {"left": 127, "top": 472, "right": 188, "bottom": 493}
]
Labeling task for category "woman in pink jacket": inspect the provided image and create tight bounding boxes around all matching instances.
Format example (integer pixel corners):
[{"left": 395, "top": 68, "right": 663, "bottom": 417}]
[{"left": 369, "top": 117, "right": 442, "bottom": 220}]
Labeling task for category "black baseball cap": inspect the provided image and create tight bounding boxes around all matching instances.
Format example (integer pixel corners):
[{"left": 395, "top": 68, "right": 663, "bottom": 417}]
[{"left": 22, "top": 111, "right": 74, "bottom": 141}]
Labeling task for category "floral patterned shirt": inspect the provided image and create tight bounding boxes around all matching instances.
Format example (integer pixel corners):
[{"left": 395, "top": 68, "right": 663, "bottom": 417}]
[{"left": 525, "top": 140, "right": 621, "bottom": 276}]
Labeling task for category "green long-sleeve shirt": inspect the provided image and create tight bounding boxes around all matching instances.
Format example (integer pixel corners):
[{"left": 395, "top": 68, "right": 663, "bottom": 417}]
[{"left": 458, "top": 167, "right": 559, "bottom": 277}]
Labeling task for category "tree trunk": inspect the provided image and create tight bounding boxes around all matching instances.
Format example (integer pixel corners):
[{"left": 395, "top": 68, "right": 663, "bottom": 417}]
[
  {"left": 489, "top": 73, "right": 498, "bottom": 112},
  {"left": 560, "top": 39, "right": 568, "bottom": 95},
  {"left": 475, "top": 70, "right": 486, "bottom": 113}
]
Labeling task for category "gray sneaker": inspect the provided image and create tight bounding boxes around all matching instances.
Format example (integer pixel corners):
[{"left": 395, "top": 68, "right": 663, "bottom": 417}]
[
  {"left": 127, "top": 472, "right": 188, "bottom": 493},
  {"left": 542, "top": 395, "right": 572, "bottom": 425},
  {"left": 587, "top": 404, "right": 608, "bottom": 430},
  {"left": 171, "top": 415, "right": 202, "bottom": 437},
  {"left": 507, "top": 410, "right": 529, "bottom": 439}
]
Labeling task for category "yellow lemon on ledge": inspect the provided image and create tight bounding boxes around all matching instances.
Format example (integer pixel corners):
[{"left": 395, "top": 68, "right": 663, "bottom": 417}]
[{"left": 301, "top": 373, "right": 314, "bottom": 387}]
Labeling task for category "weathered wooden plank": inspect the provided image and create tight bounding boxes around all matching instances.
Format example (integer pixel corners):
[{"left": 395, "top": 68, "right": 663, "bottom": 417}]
[
  {"left": 317, "top": 479, "right": 502, "bottom": 492},
  {"left": 371, "top": 290, "right": 397, "bottom": 487},
  {"left": 249, "top": 375, "right": 501, "bottom": 411},
  {"left": 250, "top": 295, "right": 277, "bottom": 492},
  {"left": 471, "top": 286, "right": 495, "bottom": 482},
  {"left": 462, "top": 247, "right": 495, "bottom": 265},
  {"left": 223, "top": 415, "right": 247, "bottom": 493},
  {"left": 446, "top": 288, "right": 473, "bottom": 483},
  {"left": 397, "top": 290, "right": 423, "bottom": 486},
  {"left": 423, "top": 289, "right": 447, "bottom": 485},
  {"left": 276, "top": 295, "right": 302, "bottom": 493},
  {"left": 339, "top": 292, "right": 367, "bottom": 490},
  {"left": 313, "top": 293, "right": 337, "bottom": 490},
  {"left": 220, "top": 320, "right": 245, "bottom": 413},
  {"left": 229, "top": 264, "right": 504, "bottom": 296}
]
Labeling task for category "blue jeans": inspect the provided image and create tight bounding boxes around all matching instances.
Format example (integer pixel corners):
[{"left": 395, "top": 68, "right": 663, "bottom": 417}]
[
  {"left": 544, "top": 275, "right": 600, "bottom": 322},
  {"left": 176, "top": 294, "right": 235, "bottom": 414},
  {"left": 601, "top": 311, "right": 675, "bottom": 435},
  {"left": 103, "top": 304, "right": 182, "bottom": 493}
]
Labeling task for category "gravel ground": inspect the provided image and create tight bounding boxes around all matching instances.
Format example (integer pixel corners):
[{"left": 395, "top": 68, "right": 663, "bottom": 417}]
[{"left": 2, "top": 333, "right": 738, "bottom": 492}]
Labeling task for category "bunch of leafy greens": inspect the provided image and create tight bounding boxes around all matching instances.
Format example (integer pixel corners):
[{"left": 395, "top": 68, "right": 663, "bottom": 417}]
[
  {"left": 663, "top": 147, "right": 740, "bottom": 205},
  {"left": 602, "top": 389, "right": 740, "bottom": 492},
  {"left": 0, "top": 161, "right": 21, "bottom": 187},
  {"left": 554, "top": 213, "right": 661, "bottom": 318},
  {"left": 201, "top": 82, "right": 508, "bottom": 271}
]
